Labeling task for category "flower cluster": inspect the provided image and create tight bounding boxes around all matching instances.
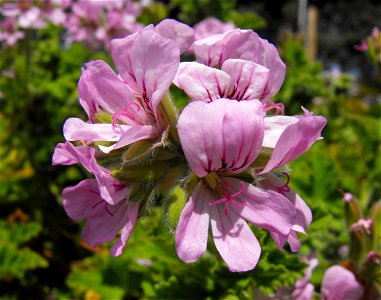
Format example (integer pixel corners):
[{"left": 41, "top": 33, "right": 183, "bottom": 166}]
[
  {"left": 65, "top": 0, "right": 146, "bottom": 49},
  {"left": 53, "top": 19, "right": 327, "bottom": 272},
  {"left": 0, "top": 0, "right": 147, "bottom": 48}
]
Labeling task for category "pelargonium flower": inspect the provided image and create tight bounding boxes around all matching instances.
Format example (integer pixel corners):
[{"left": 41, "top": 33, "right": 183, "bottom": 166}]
[
  {"left": 54, "top": 19, "right": 327, "bottom": 270},
  {"left": 190, "top": 28, "right": 286, "bottom": 102},
  {"left": 0, "top": 17, "right": 25, "bottom": 46},
  {"left": 321, "top": 265, "right": 364, "bottom": 300},
  {"left": 52, "top": 142, "right": 138, "bottom": 255},
  {"left": 175, "top": 99, "right": 297, "bottom": 272},
  {"left": 64, "top": 24, "right": 184, "bottom": 153},
  {"left": 292, "top": 257, "right": 318, "bottom": 300}
]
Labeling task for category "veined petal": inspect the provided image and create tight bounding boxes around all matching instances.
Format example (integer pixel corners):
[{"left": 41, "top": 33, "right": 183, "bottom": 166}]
[
  {"left": 111, "top": 26, "right": 180, "bottom": 119},
  {"left": 79, "top": 60, "right": 147, "bottom": 125},
  {"left": 241, "top": 37, "right": 286, "bottom": 99},
  {"left": 175, "top": 181, "right": 210, "bottom": 263},
  {"left": 210, "top": 202, "right": 260, "bottom": 272},
  {"left": 89, "top": 153, "right": 128, "bottom": 205},
  {"left": 98, "top": 125, "right": 159, "bottom": 153},
  {"left": 226, "top": 178, "right": 295, "bottom": 236},
  {"left": 177, "top": 99, "right": 264, "bottom": 177},
  {"left": 82, "top": 199, "right": 131, "bottom": 249},
  {"left": 221, "top": 59, "right": 270, "bottom": 101},
  {"left": 261, "top": 173, "right": 312, "bottom": 231},
  {"left": 193, "top": 29, "right": 286, "bottom": 99},
  {"left": 155, "top": 19, "right": 195, "bottom": 53},
  {"left": 52, "top": 142, "right": 91, "bottom": 166},
  {"left": 174, "top": 62, "right": 231, "bottom": 102},
  {"left": 193, "top": 29, "right": 249, "bottom": 67},
  {"left": 263, "top": 116, "right": 299, "bottom": 148},
  {"left": 52, "top": 141, "right": 92, "bottom": 171},
  {"left": 64, "top": 118, "right": 129, "bottom": 142},
  {"left": 62, "top": 179, "right": 102, "bottom": 221},
  {"left": 261, "top": 113, "right": 327, "bottom": 174},
  {"left": 110, "top": 201, "right": 139, "bottom": 256}
]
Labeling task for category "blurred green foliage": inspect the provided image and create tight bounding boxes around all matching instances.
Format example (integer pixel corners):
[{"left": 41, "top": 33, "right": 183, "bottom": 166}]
[{"left": 0, "top": 7, "right": 380, "bottom": 300}]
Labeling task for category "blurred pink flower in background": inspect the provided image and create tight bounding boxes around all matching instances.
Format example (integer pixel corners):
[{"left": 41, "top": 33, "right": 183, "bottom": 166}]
[
  {"left": 193, "top": 17, "right": 235, "bottom": 41},
  {"left": 65, "top": 0, "right": 145, "bottom": 49},
  {"left": 321, "top": 265, "right": 364, "bottom": 300},
  {"left": 292, "top": 257, "right": 318, "bottom": 300}
]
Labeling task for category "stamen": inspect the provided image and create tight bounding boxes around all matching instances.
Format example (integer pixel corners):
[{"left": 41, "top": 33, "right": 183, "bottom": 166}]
[
  {"left": 112, "top": 102, "right": 141, "bottom": 126},
  {"left": 263, "top": 101, "right": 285, "bottom": 115},
  {"left": 209, "top": 180, "right": 247, "bottom": 216}
]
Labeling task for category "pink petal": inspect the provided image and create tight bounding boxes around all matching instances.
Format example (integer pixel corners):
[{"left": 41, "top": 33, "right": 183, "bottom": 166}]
[
  {"left": 52, "top": 142, "right": 91, "bottom": 166},
  {"left": 155, "top": 19, "right": 195, "bottom": 53},
  {"left": 110, "top": 201, "right": 139, "bottom": 256},
  {"left": 262, "top": 116, "right": 299, "bottom": 148},
  {"left": 62, "top": 179, "right": 102, "bottom": 221},
  {"left": 193, "top": 29, "right": 286, "bottom": 99},
  {"left": 261, "top": 113, "right": 327, "bottom": 174},
  {"left": 63, "top": 118, "right": 128, "bottom": 142},
  {"left": 52, "top": 141, "right": 92, "bottom": 171},
  {"left": 174, "top": 62, "right": 231, "bottom": 102},
  {"left": 210, "top": 202, "right": 261, "bottom": 272},
  {"left": 82, "top": 199, "right": 132, "bottom": 248},
  {"left": 111, "top": 26, "right": 180, "bottom": 118},
  {"left": 175, "top": 182, "right": 210, "bottom": 263},
  {"left": 177, "top": 99, "right": 264, "bottom": 177},
  {"left": 227, "top": 178, "right": 295, "bottom": 237},
  {"left": 221, "top": 59, "right": 270, "bottom": 101},
  {"left": 63, "top": 118, "right": 158, "bottom": 151},
  {"left": 292, "top": 283, "right": 314, "bottom": 300},
  {"left": 98, "top": 124, "right": 159, "bottom": 153},
  {"left": 322, "top": 265, "right": 364, "bottom": 300},
  {"left": 194, "top": 17, "right": 235, "bottom": 40},
  {"left": 193, "top": 29, "right": 246, "bottom": 67},
  {"left": 89, "top": 153, "right": 129, "bottom": 205},
  {"left": 240, "top": 37, "right": 286, "bottom": 99},
  {"left": 262, "top": 173, "right": 312, "bottom": 232},
  {"left": 78, "top": 60, "right": 147, "bottom": 125}
]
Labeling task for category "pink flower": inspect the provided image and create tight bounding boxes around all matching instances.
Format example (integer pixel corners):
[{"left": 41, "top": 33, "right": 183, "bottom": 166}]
[
  {"left": 193, "top": 17, "right": 235, "bottom": 41},
  {"left": 64, "top": 25, "right": 181, "bottom": 153},
  {"left": 191, "top": 29, "right": 286, "bottom": 100},
  {"left": 174, "top": 59, "right": 271, "bottom": 102},
  {"left": 321, "top": 265, "right": 364, "bottom": 300},
  {"left": 175, "top": 99, "right": 297, "bottom": 272},
  {"left": 292, "top": 258, "right": 318, "bottom": 300},
  {"left": 52, "top": 142, "right": 138, "bottom": 256},
  {"left": 0, "top": 17, "right": 25, "bottom": 46}
]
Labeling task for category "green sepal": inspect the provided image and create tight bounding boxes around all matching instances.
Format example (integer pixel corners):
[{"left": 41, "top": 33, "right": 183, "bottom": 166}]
[
  {"left": 95, "top": 112, "right": 112, "bottom": 124},
  {"left": 158, "top": 93, "right": 179, "bottom": 143},
  {"left": 112, "top": 159, "right": 171, "bottom": 183},
  {"left": 251, "top": 147, "right": 273, "bottom": 169},
  {"left": 344, "top": 197, "right": 362, "bottom": 229}
]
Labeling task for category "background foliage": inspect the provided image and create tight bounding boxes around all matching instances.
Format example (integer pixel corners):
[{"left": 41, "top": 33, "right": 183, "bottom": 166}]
[{"left": 0, "top": 0, "right": 380, "bottom": 299}]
